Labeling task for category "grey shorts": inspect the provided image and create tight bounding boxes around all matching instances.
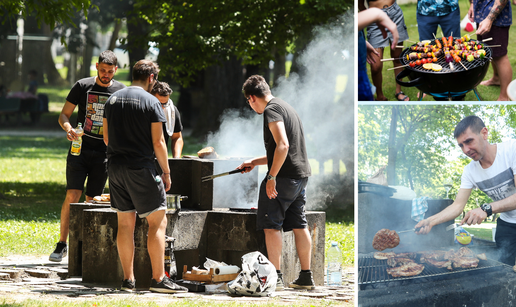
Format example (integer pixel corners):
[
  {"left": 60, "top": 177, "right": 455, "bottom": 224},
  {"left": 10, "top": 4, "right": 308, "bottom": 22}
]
[
  {"left": 108, "top": 163, "right": 166, "bottom": 218},
  {"left": 366, "top": 2, "right": 409, "bottom": 49},
  {"left": 256, "top": 177, "right": 308, "bottom": 232}
]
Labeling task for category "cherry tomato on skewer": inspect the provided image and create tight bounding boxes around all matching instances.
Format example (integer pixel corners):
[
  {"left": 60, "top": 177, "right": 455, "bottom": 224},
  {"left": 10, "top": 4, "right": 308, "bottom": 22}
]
[
  {"left": 409, "top": 61, "right": 415, "bottom": 68},
  {"left": 415, "top": 59, "right": 422, "bottom": 66}
]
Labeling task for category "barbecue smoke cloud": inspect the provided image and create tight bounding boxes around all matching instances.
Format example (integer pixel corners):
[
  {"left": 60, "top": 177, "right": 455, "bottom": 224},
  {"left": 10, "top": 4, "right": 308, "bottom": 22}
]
[{"left": 206, "top": 12, "right": 355, "bottom": 209}]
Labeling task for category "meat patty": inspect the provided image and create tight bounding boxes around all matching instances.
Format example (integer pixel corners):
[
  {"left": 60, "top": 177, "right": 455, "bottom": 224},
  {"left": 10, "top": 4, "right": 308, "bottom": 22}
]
[
  {"left": 386, "top": 262, "right": 425, "bottom": 277},
  {"left": 452, "top": 257, "right": 479, "bottom": 269},
  {"left": 372, "top": 229, "right": 400, "bottom": 251},
  {"left": 419, "top": 250, "right": 446, "bottom": 262},
  {"left": 424, "top": 258, "right": 453, "bottom": 270},
  {"left": 373, "top": 252, "right": 396, "bottom": 260},
  {"left": 387, "top": 257, "right": 415, "bottom": 267}
]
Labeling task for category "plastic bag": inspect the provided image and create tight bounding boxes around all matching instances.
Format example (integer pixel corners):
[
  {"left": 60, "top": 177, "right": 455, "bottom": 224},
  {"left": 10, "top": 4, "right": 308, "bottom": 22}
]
[
  {"left": 227, "top": 251, "right": 277, "bottom": 297},
  {"left": 455, "top": 226, "right": 473, "bottom": 246},
  {"left": 460, "top": 14, "right": 476, "bottom": 32}
]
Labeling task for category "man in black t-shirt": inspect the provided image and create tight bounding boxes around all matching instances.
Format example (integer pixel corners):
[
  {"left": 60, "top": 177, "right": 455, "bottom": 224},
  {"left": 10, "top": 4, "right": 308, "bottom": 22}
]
[
  {"left": 51, "top": 50, "right": 126, "bottom": 262},
  {"left": 150, "top": 81, "right": 184, "bottom": 158},
  {"left": 239, "top": 75, "right": 314, "bottom": 291},
  {"left": 103, "top": 60, "right": 187, "bottom": 293}
]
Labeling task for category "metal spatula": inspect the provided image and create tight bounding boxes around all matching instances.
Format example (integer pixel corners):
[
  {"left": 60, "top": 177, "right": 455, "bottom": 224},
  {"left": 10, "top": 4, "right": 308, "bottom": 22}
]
[
  {"left": 446, "top": 223, "right": 459, "bottom": 231},
  {"left": 397, "top": 227, "right": 422, "bottom": 234}
]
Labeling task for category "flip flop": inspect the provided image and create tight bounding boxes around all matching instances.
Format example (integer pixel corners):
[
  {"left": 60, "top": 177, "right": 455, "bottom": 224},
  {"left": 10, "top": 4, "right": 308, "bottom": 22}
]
[{"left": 395, "top": 91, "right": 409, "bottom": 101}]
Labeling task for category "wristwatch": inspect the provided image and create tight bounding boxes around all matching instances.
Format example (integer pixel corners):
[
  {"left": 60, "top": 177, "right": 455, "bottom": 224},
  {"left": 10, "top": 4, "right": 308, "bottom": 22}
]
[
  {"left": 267, "top": 174, "right": 276, "bottom": 181},
  {"left": 481, "top": 203, "right": 493, "bottom": 217}
]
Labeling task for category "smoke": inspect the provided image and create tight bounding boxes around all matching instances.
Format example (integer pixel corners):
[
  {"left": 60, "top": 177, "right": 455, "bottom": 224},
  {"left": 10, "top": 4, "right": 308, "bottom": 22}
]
[{"left": 206, "top": 12, "right": 355, "bottom": 210}]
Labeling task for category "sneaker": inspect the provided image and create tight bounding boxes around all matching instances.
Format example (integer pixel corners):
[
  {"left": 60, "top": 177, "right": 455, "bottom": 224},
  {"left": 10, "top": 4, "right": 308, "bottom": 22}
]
[
  {"left": 276, "top": 273, "right": 284, "bottom": 291},
  {"left": 121, "top": 279, "right": 135, "bottom": 292},
  {"left": 149, "top": 276, "right": 188, "bottom": 293},
  {"left": 49, "top": 242, "right": 67, "bottom": 262},
  {"left": 289, "top": 271, "right": 315, "bottom": 290}
]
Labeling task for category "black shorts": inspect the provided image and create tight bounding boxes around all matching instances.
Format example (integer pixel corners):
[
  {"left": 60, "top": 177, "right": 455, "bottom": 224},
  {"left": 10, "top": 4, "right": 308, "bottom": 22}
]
[
  {"left": 256, "top": 177, "right": 308, "bottom": 232},
  {"left": 108, "top": 163, "right": 166, "bottom": 218},
  {"left": 66, "top": 149, "right": 107, "bottom": 197},
  {"left": 494, "top": 218, "right": 516, "bottom": 265},
  {"left": 477, "top": 25, "right": 509, "bottom": 58}
]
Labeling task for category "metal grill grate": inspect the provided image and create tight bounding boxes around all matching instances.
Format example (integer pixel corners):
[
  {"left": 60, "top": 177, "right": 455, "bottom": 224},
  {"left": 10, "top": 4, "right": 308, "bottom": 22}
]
[
  {"left": 358, "top": 253, "right": 506, "bottom": 286},
  {"left": 399, "top": 40, "right": 492, "bottom": 74}
]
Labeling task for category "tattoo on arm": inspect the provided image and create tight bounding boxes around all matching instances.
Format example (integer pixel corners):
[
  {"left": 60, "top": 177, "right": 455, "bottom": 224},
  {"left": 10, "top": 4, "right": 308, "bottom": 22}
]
[{"left": 488, "top": 0, "right": 507, "bottom": 20}]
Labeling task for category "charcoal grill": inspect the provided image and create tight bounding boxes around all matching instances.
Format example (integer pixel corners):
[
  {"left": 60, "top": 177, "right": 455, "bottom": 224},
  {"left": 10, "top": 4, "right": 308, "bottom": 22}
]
[
  {"left": 358, "top": 252, "right": 505, "bottom": 290},
  {"left": 396, "top": 38, "right": 492, "bottom": 100}
]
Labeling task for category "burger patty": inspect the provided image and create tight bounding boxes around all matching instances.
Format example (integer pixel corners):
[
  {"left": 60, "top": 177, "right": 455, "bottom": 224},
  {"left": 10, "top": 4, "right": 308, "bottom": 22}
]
[{"left": 386, "top": 262, "right": 425, "bottom": 277}]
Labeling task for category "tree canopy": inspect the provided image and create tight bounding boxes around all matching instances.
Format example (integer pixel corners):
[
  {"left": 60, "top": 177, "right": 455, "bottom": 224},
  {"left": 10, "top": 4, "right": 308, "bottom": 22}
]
[
  {"left": 133, "top": 0, "right": 352, "bottom": 85},
  {"left": 0, "top": 0, "right": 91, "bottom": 27},
  {"left": 358, "top": 105, "right": 515, "bottom": 212}
]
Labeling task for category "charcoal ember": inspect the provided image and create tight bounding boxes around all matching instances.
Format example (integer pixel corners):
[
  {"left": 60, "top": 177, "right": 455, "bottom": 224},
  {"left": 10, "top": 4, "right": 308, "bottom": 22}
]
[{"left": 372, "top": 229, "right": 400, "bottom": 251}]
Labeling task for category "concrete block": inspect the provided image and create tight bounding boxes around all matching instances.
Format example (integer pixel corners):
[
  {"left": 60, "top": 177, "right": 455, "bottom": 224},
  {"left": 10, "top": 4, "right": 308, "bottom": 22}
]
[{"left": 69, "top": 203, "right": 111, "bottom": 277}]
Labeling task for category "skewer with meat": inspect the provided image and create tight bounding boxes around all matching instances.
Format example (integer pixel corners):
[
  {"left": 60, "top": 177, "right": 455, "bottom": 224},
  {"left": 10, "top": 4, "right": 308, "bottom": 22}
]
[{"left": 372, "top": 229, "right": 400, "bottom": 251}]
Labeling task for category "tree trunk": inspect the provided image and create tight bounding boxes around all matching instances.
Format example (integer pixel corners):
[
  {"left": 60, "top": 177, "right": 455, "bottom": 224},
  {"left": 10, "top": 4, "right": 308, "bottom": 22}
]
[
  {"left": 80, "top": 21, "right": 96, "bottom": 79},
  {"left": 126, "top": 16, "right": 149, "bottom": 82},
  {"left": 387, "top": 106, "right": 398, "bottom": 185},
  {"left": 0, "top": 18, "right": 18, "bottom": 89},
  {"left": 191, "top": 56, "right": 246, "bottom": 136},
  {"left": 108, "top": 19, "right": 122, "bottom": 52}
]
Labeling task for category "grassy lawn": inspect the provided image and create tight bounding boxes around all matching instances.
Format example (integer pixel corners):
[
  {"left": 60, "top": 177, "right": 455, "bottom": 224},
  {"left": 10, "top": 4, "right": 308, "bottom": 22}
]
[
  {"left": 365, "top": 2, "right": 516, "bottom": 101},
  {"left": 0, "top": 135, "right": 354, "bottom": 265}
]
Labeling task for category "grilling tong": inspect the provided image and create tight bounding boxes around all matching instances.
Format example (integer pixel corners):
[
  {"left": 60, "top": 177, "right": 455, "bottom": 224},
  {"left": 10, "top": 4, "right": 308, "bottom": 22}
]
[
  {"left": 397, "top": 223, "right": 458, "bottom": 234},
  {"left": 201, "top": 167, "right": 251, "bottom": 182}
]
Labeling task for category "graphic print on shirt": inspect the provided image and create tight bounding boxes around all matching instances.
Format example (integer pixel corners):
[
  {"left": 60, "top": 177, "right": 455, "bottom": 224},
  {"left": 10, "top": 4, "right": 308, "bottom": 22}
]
[
  {"left": 84, "top": 90, "right": 111, "bottom": 138},
  {"left": 476, "top": 168, "right": 516, "bottom": 201}
]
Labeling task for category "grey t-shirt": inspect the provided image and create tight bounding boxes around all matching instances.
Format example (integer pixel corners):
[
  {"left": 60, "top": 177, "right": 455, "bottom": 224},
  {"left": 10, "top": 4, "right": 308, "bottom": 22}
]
[
  {"left": 104, "top": 86, "right": 166, "bottom": 169},
  {"left": 263, "top": 97, "right": 311, "bottom": 179}
]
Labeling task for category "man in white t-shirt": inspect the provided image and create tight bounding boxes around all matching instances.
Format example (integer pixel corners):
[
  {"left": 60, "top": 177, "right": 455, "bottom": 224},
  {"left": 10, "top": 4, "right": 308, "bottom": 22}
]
[{"left": 416, "top": 115, "right": 516, "bottom": 265}]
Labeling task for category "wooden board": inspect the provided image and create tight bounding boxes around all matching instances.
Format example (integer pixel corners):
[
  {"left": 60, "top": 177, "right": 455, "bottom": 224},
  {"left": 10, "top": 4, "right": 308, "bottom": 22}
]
[{"left": 182, "top": 265, "right": 239, "bottom": 284}]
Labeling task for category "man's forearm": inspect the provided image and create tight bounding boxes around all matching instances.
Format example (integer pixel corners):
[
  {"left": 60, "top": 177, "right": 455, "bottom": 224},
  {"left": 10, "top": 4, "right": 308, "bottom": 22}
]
[
  {"left": 487, "top": 0, "right": 507, "bottom": 21},
  {"left": 491, "top": 192, "right": 516, "bottom": 214}
]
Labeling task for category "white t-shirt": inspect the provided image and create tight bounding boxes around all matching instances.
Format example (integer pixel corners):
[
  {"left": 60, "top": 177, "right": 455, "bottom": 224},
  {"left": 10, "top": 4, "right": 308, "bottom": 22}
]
[{"left": 460, "top": 139, "right": 516, "bottom": 223}]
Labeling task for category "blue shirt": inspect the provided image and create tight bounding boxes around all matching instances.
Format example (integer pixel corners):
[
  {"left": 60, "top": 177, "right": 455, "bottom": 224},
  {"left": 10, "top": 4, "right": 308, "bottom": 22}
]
[
  {"left": 417, "top": 0, "right": 459, "bottom": 16},
  {"left": 473, "top": 0, "right": 512, "bottom": 27}
]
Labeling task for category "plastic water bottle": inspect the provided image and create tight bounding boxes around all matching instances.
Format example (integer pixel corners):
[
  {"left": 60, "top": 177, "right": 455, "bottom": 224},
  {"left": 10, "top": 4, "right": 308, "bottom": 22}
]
[
  {"left": 70, "top": 123, "right": 84, "bottom": 156},
  {"left": 327, "top": 241, "right": 342, "bottom": 286}
]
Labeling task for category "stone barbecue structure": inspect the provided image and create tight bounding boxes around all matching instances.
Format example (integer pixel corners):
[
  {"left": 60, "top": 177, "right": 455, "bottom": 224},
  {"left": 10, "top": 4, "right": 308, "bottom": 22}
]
[{"left": 69, "top": 157, "right": 326, "bottom": 288}]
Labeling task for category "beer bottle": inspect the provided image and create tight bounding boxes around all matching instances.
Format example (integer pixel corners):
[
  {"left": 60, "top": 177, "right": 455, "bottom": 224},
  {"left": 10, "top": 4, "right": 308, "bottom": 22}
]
[{"left": 70, "top": 123, "right": 84, "bottom": 156}]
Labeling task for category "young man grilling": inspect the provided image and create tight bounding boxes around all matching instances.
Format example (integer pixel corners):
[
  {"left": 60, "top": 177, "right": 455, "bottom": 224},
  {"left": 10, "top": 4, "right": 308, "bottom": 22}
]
[
  {"left": 238, "top": 75, "right": 314, "bottom": 290},
  {"left": 416, "top": 115, "right": 516, "bottom": 265}
]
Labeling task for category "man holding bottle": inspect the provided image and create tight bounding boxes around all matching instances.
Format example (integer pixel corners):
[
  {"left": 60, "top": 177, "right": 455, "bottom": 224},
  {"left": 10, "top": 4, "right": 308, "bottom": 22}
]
[{"left": 52, "top": 50, "right": 125, "bottom": 262}]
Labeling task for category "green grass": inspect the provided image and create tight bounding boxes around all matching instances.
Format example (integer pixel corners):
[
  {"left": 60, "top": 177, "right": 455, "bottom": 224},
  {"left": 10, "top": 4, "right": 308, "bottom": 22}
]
[
  {"left": 0, "top": 135, "right": 354, "bottom": 266},
  {"left": 366, "top": 2, "right": 516, "bottom": 101}
]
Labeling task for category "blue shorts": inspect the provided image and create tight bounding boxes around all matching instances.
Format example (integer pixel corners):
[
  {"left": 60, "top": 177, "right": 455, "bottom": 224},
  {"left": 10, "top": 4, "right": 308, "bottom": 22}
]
[
  {"left": 256, "top": 177, "right": 308, "bottom": 232},
  {"left": 66, "top": 148, "right": 107, "bottom": 197},
  {"left": 367, "top": 3, "right": 409, "bottom": 49},
  {"left": 417, "top": 9, "right": 461, "bottom": 41},
  {"left": 108, "top": 164, "right": 167, "bottom": 218}
]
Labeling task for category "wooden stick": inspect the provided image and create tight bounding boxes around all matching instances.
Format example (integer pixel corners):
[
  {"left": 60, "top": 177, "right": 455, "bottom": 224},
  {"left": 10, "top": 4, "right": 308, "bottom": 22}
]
[
  {"left": 381, "top": 58, "right": 396, "bottom": 61},
  {"left": 405, "top": 39, "right": 417, "bottom": 44},
  {"left": 459, "top": 61, "right": 468, "bottom": 70},
  {"left": 395, "top": 45, "right": 405, "bottom": 48},
  {"left": 387, "top": 64, "right": 409, "bottom": 71},
  {"left": 432, "top": 33, "right": 437, "bottom": 39},
  {"left": 484, "top": 45, "right": 501, "bottom": 48},
  {"left": 482, "top": 37, "right": 493, "bottom": 42}
]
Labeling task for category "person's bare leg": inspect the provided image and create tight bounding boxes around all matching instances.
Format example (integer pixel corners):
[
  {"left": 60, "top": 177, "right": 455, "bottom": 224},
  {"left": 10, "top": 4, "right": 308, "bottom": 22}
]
[
  {"left": 145, "top": 210, "right": 167, "bottom": 281},
  {"left": 480, "top": 62, "right": 500, "bottom": 86},
  {"left": 117, "top": 212, "right": 137, "bottom": 281},
  {"left": 58, "top": 189, "right": 83, "bottom": 242},
  {"left": 264, "top": 229, "right": 283, "bottom": 270},
  {"left": 391, "top": 44, "right": 409, "bottom": 101},
  {"left": 293, "top": 228, "right": 312, "bottom": 270},
  {"left": 370, "top": 48, "right": 387, "bottom": 101},
  {"left": 492, "top": 55, "right": 512, "bottom": 101}
]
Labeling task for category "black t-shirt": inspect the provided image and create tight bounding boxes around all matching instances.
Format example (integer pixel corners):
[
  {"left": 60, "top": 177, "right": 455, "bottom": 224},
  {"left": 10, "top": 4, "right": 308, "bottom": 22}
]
[
  {"left": 263, "top": 98, "right": 311, "bottom": 179},
  {"left": 104, "top": 86, "right": 166, "bottom": 169},
  {"left": 163, "top": 104, "right": 183, "bottom": 146},
  {"left": 66, "top": 77, "right": 126, "bottom": 152}
]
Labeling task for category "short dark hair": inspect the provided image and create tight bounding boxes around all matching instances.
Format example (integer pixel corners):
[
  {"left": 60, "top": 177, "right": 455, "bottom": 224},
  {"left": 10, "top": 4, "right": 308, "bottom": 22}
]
[
  {"left": 151, "top": 81, "right": 172, "bottom": 96},
  {"left": 98, "top": 50, "right": 118, "bottom": 66},
  {"left": 132, "top": 60, "right": 160, "bottom": 82},
  {"left": 454, "top": 115, "right": 486, "bottom": 139},
  {"left": 242, "top": 75, "right": 271, "bottom": 99}
]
